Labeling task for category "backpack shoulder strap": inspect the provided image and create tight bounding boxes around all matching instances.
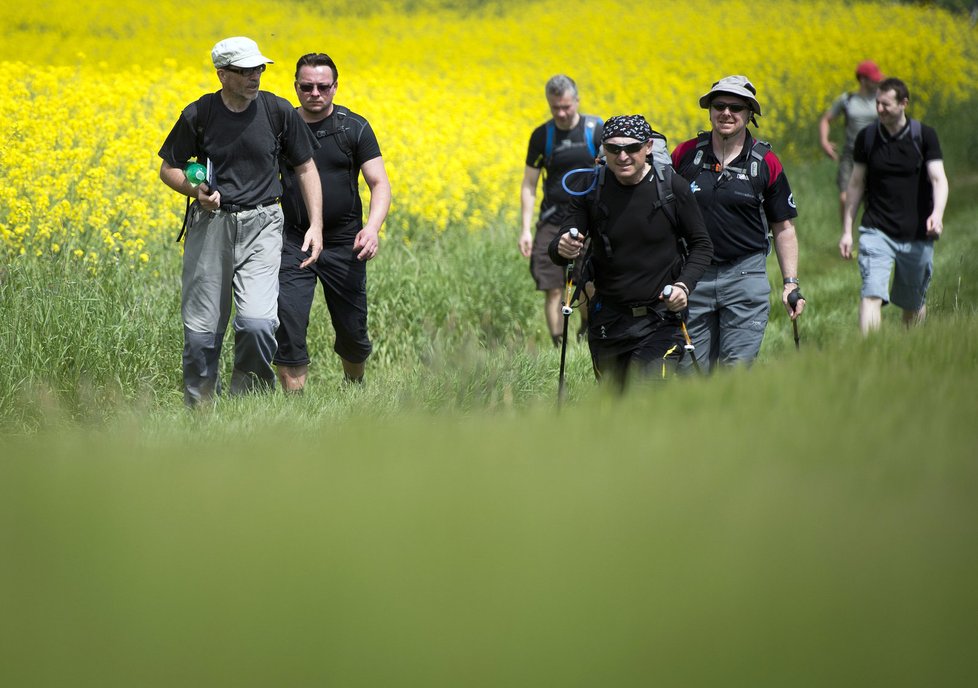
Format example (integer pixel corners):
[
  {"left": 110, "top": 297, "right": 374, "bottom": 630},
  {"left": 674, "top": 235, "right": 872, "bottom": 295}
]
[
  {"left": 193, "top": 92, "right": 217, "bottom": 160},
  {"left": 585, "top": 164, "right": 614, "bottom": 258},
  {"left": 329, "top": 105, "right": 355, "bottom": 160},
  {"left": 652, "top": 161, "right": 679, "bottom": 230},
  {"left": 909, "top": 119, "right": 924, "bottom": 166},
  {"left": 748, "top": 138, "right": 773, "bottom": 197},
  {"left": 544, "top": 120, "right": 556, "bottom": 166},
  {"left": 582, "top": 115, "right": 600, "bottom": 159},
  {"left": 258, "top": 91, "right": 287, "bottom": 156},
  {"left": 682, "top": 131, "right": 712, "bottom": 176}
]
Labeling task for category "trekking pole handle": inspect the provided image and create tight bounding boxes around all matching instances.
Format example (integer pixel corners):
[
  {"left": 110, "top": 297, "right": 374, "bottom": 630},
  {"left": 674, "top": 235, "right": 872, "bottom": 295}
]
[
  {"left": 561, "top": 228, "right": 580, "bottom": 316},
  {"left": 787, "top": 288, "right": 805, "bottom": 310}
]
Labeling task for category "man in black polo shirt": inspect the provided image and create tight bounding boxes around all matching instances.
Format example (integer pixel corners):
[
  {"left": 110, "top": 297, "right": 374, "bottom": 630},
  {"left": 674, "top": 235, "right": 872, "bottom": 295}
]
[
  {"left": 839, "top": 77, "right": 948, "bottom": 335},
  {"left": 672, "top": 75, "right": 804, "bottom": 372}
]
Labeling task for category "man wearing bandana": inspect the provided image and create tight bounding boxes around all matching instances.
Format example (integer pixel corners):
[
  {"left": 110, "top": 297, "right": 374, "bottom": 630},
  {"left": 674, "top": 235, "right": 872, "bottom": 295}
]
[{"left": 549, "top": 115, "right": 713, "bottom": 390}]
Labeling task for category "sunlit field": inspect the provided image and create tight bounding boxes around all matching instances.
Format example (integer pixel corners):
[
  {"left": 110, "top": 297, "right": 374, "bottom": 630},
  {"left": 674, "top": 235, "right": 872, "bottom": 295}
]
[
  {"left": 3, "top": 2, "right": 978, "bottom": 685},
  {"left": 1, "top": 0, "right": 976, "bottom": 266}
]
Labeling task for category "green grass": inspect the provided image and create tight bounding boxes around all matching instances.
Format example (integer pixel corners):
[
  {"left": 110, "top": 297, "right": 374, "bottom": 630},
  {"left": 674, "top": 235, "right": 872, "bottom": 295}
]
[
  {"left": 3, "top": 329, "right": 978, "bottom": 685},
  {"left": 3, "top": 102, "right": 978, "bottom": 686}
]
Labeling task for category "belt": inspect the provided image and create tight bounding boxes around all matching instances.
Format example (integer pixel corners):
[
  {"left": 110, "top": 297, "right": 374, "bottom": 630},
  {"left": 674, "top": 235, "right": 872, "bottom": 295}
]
[
  {"left": 599, "top": 298, "right": 676, "bottom": 321},
  {"left": 711, "top": 250, "right": 765, "bottom": 266},
  {"left": 219, "top": 198, "right": 279, "bottom": 213}
]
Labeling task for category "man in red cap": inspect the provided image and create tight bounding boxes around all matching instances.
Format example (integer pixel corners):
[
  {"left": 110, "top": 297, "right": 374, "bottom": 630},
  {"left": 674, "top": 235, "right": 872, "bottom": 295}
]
[{"left": 819, "top": 60, "right": 884, "bottom": 220}]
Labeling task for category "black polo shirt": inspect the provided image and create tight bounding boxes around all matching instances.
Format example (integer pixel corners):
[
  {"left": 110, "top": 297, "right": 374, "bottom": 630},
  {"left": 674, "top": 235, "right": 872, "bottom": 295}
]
[
  {"left": 854, "top": 120, "right": 942, "bottom": 241},
  {"left": 672, "top": 133, "right": 797, "bottom": 262}
]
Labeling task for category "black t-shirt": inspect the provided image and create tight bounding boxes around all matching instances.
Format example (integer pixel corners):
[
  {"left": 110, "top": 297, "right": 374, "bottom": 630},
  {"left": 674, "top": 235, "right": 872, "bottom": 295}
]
[
  {"left": 526, "top": 115, "right": 603, "bottom": 215},
  {"left": 672, "top": 133, "right": 798, "bottom": 262},
  {"left": 281, "top": 106, "right": 382, "bottom": 245},
  {"left": 158, "top": 90, "right": 318, "bottom": 207},
  {"left": 854, "top": 120, "right": 942, "bottom": 241},
  {"left": 555, "top": 167, "right": 713, "bottom": 305}
]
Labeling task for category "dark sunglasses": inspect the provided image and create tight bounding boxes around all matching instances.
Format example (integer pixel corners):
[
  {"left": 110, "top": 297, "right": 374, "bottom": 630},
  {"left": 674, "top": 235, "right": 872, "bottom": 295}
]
[
  {"left": 604, "top": 141, "right": 645, "bottom": 155},
  {"left": 223, "top": 64, "right": 266, "bottom": 76},
  {"left": 711, "top": 101, "right": 749, "bottom": 114},
  {"left": 298, "top": 82, "right": 335, "bottom": 93}
]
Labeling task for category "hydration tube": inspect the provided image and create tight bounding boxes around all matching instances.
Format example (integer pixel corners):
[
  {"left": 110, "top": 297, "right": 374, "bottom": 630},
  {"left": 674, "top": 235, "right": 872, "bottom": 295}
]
[{"left": 561, "top": 167, "right": 600, "bottom": 196}]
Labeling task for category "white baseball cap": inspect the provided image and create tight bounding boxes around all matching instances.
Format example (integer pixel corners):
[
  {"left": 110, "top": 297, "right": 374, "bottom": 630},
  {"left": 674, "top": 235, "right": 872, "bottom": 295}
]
[{"left": 211, "top": 37, "right": 273, "bottom": 69}]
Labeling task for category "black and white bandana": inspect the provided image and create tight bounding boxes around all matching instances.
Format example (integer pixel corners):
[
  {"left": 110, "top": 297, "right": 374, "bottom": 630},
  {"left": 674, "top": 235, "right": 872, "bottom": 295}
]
[{"left": 601, "top": 114, "right": 653, "bottom": 143}]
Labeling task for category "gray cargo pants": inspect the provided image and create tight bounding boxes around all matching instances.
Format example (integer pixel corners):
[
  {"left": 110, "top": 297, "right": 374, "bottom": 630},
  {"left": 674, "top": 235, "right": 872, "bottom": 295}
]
[
  {"left": 181, "top": 203, "right": 284, "bottom": 406},
  {"left": 680, "top": 251, "right": 771, "bottom": 373}
]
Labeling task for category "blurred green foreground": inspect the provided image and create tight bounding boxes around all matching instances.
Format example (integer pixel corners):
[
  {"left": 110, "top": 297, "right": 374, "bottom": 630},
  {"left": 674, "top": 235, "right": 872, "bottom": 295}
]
[{"left": 2, "top": 318, "right": 977, "bottom": 687}]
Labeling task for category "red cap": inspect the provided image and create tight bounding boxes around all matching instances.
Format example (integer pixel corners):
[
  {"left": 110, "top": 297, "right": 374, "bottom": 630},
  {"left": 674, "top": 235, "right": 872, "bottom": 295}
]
[{"left": 855, "top": 60, "right": 884, "bottom": 83}]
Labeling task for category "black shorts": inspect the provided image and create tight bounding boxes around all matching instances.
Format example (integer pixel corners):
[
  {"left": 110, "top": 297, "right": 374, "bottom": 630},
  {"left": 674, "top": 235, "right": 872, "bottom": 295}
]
[{"left": 275, "top": 236, "right": 372, "bottom": 366}]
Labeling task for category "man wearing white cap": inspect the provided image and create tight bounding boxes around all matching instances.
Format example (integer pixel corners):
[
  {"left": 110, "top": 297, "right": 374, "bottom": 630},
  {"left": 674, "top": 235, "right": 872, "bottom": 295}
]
[
  {"left": 159, "top": 36, "right": 323, "bottom": 406},
  {"left": 672, "top": 75, "right": 805, "bottom": 372}
]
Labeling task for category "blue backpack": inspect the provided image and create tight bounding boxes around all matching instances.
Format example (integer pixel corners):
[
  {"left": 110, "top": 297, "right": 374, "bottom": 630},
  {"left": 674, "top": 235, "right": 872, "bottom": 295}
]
[{"left": 543, "top": 114, "right": 601, "bottom": 167}]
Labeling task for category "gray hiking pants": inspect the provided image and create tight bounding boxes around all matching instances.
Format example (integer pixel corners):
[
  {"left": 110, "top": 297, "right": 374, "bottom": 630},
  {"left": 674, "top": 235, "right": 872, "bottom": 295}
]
[
  {"left": 181, "top": 203, "right": 284, "bottom": 405},
  {"left": 681, "top": 251, "right": 770, "bottom": 373}
]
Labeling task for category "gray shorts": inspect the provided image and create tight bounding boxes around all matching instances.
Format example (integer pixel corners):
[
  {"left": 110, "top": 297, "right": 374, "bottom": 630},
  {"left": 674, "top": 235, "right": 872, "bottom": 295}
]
[
  {"left": 836, "top": 150, "right": 855, "bottom": 193},
  {"left": 857, "top": 227, "right": 933, "bottom": 311}
]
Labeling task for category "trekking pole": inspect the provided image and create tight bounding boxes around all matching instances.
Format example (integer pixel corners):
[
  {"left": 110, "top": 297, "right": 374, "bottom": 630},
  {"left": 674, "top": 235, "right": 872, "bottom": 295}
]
[
  {"left": 787, "top": 288, "right": 805, "bottom": 350},
  {"left": 557, "top": 228, "right": 580, "bottom": 407},
  {"left": 663, "top": 285, "right": 701, "bottom": 374}
]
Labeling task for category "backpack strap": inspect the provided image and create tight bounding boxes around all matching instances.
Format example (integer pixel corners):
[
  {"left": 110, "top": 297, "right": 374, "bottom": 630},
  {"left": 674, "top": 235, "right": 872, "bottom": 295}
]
[
  {"left": 544, "top": 116, "right": 601, "bottom": 167},
  {"left": 582, "top": 115, "right": 600, "bottom": 159},
  {"left": 257, "top": 91, "right": 287, "bottom": 158},
  {"left": 193, "top": 92, "right": 215, "bottom": 163},
  {"left": 865, "top": 119, "right": 924, "bottom": 171},
  {"left": 544, "top": 120, "right": 556, "bottom": 167},
  {"left": 585, "top": 164, "right": 613, "bottom": 258},
  {"left": 177, "top": 93, "right": 216, "bottom": 243}
]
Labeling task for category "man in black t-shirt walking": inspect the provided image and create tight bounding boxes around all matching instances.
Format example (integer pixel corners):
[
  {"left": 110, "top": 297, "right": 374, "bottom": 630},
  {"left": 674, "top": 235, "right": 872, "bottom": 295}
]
[
  {"left": 275, "top": 52, "right": 391, "bottom": 391},
  {"left": 520, "top": 75, "right": 603, "bottom": 346},
  {"left": 839, "top": 77, "right": 949, "bottom": 335},
  {"left": 159, "top": 36, "right": 323, "bottom": 406}
]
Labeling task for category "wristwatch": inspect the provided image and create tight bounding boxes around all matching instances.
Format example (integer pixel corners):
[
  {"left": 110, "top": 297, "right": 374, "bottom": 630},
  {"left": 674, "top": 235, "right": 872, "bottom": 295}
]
[{"left": 783, "top": 277, "right": 800, "bottom": 285}]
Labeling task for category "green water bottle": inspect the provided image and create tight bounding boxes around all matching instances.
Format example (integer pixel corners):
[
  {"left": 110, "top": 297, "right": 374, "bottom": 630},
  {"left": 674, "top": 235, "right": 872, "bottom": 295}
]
[{"left": 184, "top": 162, "right": 207, "bottom": 186}]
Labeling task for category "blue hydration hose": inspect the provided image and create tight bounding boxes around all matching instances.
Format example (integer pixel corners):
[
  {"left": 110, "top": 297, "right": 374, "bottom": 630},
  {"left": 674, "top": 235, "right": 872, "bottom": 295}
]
[{"left": 561, "top": 167, "right": 600, "bottom": 196}]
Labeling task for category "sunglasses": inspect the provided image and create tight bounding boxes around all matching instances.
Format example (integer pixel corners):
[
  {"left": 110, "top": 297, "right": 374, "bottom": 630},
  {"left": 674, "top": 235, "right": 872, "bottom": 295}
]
[
  {"left": 603, "top": 141, "right": 645, "bottom": 155},
  {"left": 298, "top": 82, "right": 335, "bottom": 93},
  {"left": 223, "top": 64, "right": 266, "bottom": 76},
  {"left": 711, "top": 101, "right": 749, "bottom": 114}
]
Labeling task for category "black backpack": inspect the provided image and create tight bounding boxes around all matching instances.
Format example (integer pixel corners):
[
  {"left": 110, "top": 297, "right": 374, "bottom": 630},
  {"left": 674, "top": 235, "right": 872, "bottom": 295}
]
[
  {"left": 676, "top": 131, "right": 773, "bottom": 240},
  {"left": 863, "top": 119, "right": 924, "bottom": 172}
]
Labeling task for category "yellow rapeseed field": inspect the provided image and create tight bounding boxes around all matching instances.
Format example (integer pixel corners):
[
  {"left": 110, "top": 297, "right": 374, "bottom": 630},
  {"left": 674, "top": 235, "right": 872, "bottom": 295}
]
[{"left": 1, "top": 0, "right": 976, "bottom": 269}]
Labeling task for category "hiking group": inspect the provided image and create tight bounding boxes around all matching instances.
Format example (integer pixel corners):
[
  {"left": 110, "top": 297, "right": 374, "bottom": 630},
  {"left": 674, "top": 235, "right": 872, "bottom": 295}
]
[
  {"left": 526, "top": 62, "right": 947, "bottom": 390},
  {"left": 158, "top": 37, "right": 947, "bottom": 403}
]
